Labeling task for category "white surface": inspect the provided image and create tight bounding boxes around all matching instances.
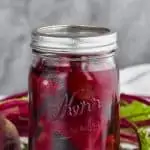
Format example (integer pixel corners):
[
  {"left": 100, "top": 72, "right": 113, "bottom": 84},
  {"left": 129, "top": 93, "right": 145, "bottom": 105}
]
[
  {"left": 120, "top": 63, "right": 150, "bottom": 95},
  {"left": 0, "top": 96, "right": 5, "bottom": 100}
]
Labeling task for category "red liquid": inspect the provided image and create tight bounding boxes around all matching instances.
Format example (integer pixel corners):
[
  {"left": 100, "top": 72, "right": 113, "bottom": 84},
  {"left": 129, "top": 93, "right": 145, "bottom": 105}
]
[{"left": 29, "top": 58, "right": 120, "bottom": 150}]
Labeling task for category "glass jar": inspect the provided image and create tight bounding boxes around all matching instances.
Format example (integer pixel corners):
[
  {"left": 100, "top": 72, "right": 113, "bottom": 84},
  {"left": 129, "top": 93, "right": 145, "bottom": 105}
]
[{"left": 29, "top": 25, "right": 120, "bottom": 150}]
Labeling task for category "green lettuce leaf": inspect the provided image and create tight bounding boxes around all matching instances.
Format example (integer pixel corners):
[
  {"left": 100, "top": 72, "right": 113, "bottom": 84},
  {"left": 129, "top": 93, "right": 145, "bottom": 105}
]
[
  {"left": 120, "top": 98, "right": 150, "bottom": 150},
  {"left": 138, "top": 128, "right": 150, "bottom": 150},
  {"left": 22, "top": 144, "right": 28, "bottom": 150},
  {"left": 120, "top": 100, "right": 150, "bottom": 122}
]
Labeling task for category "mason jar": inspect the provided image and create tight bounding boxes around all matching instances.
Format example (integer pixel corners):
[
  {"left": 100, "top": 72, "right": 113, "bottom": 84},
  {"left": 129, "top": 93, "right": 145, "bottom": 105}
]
[{"left": 29, "top": 25, "right": 120, "bottom": 150}]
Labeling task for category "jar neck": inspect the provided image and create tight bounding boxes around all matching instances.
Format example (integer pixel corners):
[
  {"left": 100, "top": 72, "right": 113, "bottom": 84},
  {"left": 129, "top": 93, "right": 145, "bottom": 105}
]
[{"left": 32, "top": 52, "right": 117, "bottom": 72}]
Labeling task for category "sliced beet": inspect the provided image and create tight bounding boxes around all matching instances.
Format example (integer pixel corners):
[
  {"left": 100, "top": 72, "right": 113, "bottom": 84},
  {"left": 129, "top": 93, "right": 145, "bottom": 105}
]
[
  {"left": 65, "top": 62, "right": 119, "bottom": 150},
  {"left": 29, "top": 56, "right": 119, "bottom": 150}
]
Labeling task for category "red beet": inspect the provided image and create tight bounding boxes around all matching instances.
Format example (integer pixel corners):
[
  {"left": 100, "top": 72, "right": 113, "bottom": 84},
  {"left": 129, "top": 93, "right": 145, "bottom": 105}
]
[
  {"left": 0, "top": 99, "right": 29, "bottom": 136},
  {"left": 121, "top": 94, "right": 150, "bottom": 105},
  {"left": 0, "top": 116, "right": 21, "bottom": 150}
]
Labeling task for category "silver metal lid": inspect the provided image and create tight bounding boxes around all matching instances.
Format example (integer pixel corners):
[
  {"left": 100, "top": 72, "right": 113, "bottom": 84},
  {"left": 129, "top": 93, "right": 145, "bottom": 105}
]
[{"left": 31, "top": 25, "right": 117, "bottom": 55}]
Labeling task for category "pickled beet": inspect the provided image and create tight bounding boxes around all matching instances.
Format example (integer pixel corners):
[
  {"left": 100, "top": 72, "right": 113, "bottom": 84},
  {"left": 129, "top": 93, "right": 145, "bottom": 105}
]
[{"left": 29, "top": 57, "right": 120, "bottom": 150}]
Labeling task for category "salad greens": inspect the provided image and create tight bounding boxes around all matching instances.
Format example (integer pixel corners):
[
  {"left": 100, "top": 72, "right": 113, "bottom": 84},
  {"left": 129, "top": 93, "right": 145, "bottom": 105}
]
[
  {"left": 22, "top": 144, "right": 28, "bottom": 150},
  {"left": 120, "top": 101, "right": 150, "bottom": 122},
  {"left": 138, "top": 128, "right": 150, "bottom": 150},
  {"left": 120, "top": 94, "right": 150, "bottom": 150}
]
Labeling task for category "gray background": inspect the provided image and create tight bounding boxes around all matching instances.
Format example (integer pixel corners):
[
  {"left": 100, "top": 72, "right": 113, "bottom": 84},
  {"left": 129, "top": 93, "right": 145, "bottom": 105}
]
[{"left": 0, "top": 0, "right": 150, "bottom": 95}]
